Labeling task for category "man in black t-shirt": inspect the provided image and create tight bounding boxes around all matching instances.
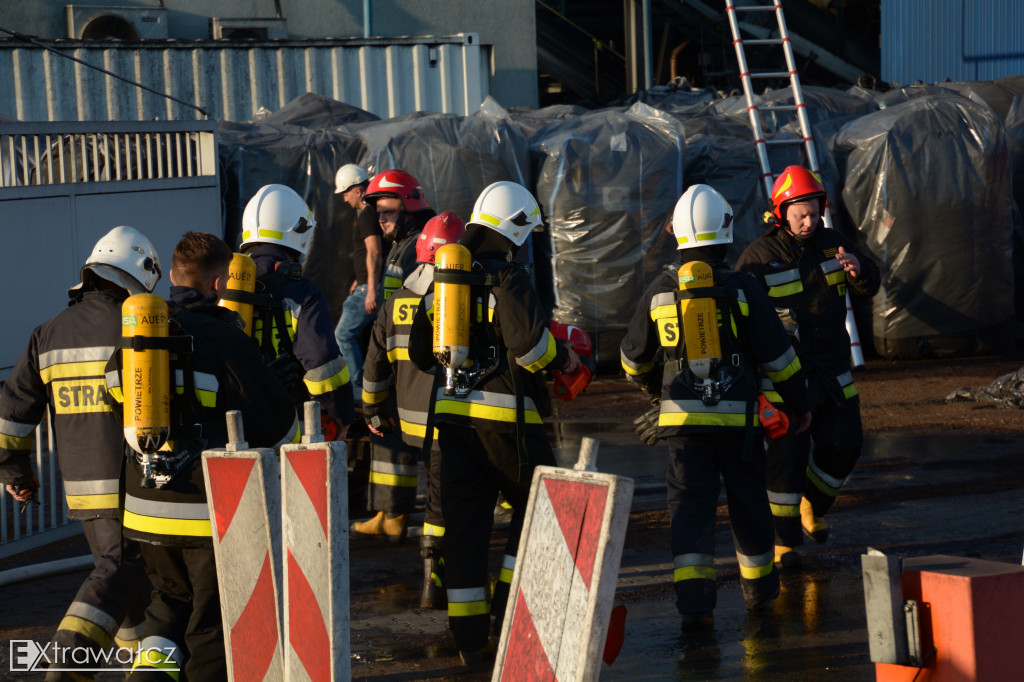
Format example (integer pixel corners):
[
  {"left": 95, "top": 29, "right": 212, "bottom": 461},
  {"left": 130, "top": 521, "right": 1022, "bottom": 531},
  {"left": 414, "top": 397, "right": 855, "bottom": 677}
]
[{"left": 333, "top": 163, "right": 383, "bottom": 395}]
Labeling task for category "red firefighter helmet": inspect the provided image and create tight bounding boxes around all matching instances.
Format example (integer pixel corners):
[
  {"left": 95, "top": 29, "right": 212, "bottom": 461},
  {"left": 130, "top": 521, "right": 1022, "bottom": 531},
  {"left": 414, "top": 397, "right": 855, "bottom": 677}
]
[
  {"left": 416, "top": 211, "right": 466, "bottom": 264},
  {"left": 770, "top": 165, "right": 828, "bottom": 220},
  {"left": 363, "top": 169, "right": 429, "bottom": 212},
  {"left": 550, "top": 322, "right": 592, "bottom": 357}
]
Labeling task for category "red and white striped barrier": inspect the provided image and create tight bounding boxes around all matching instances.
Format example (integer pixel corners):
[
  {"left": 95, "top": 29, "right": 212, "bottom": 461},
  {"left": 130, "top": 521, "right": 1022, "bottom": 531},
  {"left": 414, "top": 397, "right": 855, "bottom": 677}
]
[
  {"left": 203, "top": 411, "right": 284, "bottom": 682},
  {"left": 493, "top": 438, "right": 633, "bottom": 681},
  {"left": 279, "top": 404, "right": 350, "bottom": 682}
]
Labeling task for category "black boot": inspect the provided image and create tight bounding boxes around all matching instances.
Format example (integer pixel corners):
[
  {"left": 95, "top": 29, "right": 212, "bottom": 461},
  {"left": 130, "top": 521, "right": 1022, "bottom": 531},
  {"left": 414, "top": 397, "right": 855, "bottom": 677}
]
[{"left": 420, "top": 535, "right": 447, "bottom": 610}]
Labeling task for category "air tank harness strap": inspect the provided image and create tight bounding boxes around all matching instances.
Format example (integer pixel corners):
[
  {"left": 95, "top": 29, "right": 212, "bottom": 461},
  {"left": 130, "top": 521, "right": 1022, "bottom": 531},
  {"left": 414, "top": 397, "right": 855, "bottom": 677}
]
[{"left": 218, "top": 289, "right": 273, "bottom": 307}]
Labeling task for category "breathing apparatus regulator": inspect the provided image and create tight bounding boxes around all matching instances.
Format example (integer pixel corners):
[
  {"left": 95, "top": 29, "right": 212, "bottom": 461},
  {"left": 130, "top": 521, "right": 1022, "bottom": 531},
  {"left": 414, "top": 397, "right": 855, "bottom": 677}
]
[
  {"left": 431, "top": 243, "right": 500, "bottom": 397},
  {"left": 122, "top": 294, "right": 204, "bottom": 487}
]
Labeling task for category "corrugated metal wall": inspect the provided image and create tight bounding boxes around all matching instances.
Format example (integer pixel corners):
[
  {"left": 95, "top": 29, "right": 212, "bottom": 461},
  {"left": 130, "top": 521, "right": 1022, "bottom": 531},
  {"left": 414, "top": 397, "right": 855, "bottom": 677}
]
[
  {"left": 882, "top": 0, "right": 1024, "bottom": 85},
  {"left": 0, "top": 34, "right": 486, "bottom": 122}
]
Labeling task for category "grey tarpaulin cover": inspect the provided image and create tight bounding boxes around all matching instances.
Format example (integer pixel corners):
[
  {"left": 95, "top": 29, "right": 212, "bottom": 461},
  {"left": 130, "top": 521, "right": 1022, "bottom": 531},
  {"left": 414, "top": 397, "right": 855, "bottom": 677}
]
[
  {"left": 530, "top": 102, "right": 684, "bottom": 364},
  {"left": 833, "top": 90, "right": 1015, "bottom": 359},
  {"left": 946, "top": 366, "right": 1024, "bottom": 408},
  {"left": 355, "top": 96, "right": 531, "bottom": 223},
  {"left": 217, "top": 118, "right": 365, "bottom": 319}
]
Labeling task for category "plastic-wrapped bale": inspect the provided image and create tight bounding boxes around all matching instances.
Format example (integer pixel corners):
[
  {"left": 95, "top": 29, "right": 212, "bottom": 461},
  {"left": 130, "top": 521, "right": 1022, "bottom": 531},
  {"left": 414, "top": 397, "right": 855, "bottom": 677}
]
[
  {"left": 217, "top": 120, "right": 365, "bottom": 319},
  {"left": 531, "top": 102, "right": 684, "bottom": 365},
  {"left": 1003, "top": 95, "right": 1024, "bottom": 331},
  {"left": 834, "top": 91, "right": 1015, "bottom": 359},
  {"left": 356, "top": 103, "right": 531, "bottom": 222},
  {"left": 712, "top": 85, "right": 878, "bottom": 136}
]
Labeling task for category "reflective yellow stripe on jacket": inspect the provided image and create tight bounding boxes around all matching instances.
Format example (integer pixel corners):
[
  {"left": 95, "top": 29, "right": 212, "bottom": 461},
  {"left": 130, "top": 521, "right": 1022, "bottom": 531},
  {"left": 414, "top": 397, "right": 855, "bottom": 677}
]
[
  {"left": 64, "top": 478, "right": 120, "bottom": 511},
  {"left": 434, "top": 389, "right": 542, "bottom": 425},
  {"left": 123, "top": 494, "right": 212, "bottom": 538}
]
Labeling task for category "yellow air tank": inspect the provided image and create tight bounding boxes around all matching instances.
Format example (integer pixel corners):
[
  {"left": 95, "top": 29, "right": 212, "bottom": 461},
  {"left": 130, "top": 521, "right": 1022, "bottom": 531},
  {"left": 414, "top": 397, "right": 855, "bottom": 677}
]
[
  {"left": 678, "top": 261, "right": 721, "bottom": 381},
  {"left": 219, "top": 253, "right": 257, "bottom": 335},
  {"left": 122, "top": 293, "right": 170, "bottom": 455},
  {"left": 433, "top": 243, "right": 471, "bottom": 389}
]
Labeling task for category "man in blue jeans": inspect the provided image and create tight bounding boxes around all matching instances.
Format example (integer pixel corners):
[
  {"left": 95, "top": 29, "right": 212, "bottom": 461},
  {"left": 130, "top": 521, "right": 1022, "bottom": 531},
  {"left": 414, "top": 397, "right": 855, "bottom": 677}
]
[{"left": 333, "top": 163, "right": 382, "bottom": 395}]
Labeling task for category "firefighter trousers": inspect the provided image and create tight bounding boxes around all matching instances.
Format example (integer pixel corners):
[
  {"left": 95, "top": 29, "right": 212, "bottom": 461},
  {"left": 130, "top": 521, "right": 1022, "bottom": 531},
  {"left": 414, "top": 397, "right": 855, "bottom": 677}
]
[
  {"left": 766, "top": 396, "right": 863, "bottom": 546},
  {"left": 128, "top": 544, "right": 223, "bottom": 682},
  {"left": 46, "top": 517, "right": 149, "bottom": 676},
  {"left": 365, "top": 430, "right": 419, "bottom": 515},
  {"left": 667, "top": 433, "right": 777, "bottom": 614},
  {"left": 423, "top": 444, "right": 444, "bottom": 536},
  {"left": 437, "top": 425, "right": 555, "bottom": 653}
]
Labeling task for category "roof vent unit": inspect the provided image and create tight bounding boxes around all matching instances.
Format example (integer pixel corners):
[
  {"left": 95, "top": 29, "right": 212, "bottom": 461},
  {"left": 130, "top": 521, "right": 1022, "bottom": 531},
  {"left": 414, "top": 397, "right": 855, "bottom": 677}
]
[
  {"left": 66, "top": 5, "right": 169, "bottom": 40},
  {"left": 210, "top": 18, "right": 287, "bottom": 40}
]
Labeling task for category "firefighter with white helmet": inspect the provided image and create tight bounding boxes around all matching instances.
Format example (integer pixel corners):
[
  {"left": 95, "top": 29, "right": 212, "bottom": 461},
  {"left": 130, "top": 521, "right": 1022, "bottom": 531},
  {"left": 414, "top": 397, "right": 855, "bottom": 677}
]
[
  {"left": 620, "top": 184, "right": 811, "bottom": 630},
  {"left": 737, "top": 165, "right": 880, "bottom": 566},
  {"left": 240, "top": 183, "right": 355, "bottom": 440},
  {"left": 0, "top": 225, "right": 159, "bottom": 678},
  {"left": 332, "top": 163, "right": 383, "bottom": 393},
  {"left": 407, "top": 181, "right": 582, "bottom": 666},
  {"left": 361, "top": 211, "right": 467, "bottom": 609}
]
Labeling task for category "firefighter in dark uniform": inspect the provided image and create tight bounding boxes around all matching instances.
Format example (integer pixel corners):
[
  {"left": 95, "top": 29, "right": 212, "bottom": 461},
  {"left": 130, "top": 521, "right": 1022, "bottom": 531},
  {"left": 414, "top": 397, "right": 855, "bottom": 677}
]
[
  {"left": 239, "top": 184, "right": 355, "bottom": 442},
  {"left": 0, "top": 226, "right": 158, "bottom": 680},
  {"left": 620, "top": 184, "right": 811, "bottom": 628},
  {"left": 362, "top": 211, "right": 466, "bottom": 609},
  {"left": 108, "top": 232, "right": 297, "bottom": 680},
  {"left": 351, "top": 169, "right": 437, "bottom": 539},
  {"left": 408, "top": 181, "right": 582, "bottom": 665},
  {"left": 736, "top": 165, "right": 880, "bottom": 565}
]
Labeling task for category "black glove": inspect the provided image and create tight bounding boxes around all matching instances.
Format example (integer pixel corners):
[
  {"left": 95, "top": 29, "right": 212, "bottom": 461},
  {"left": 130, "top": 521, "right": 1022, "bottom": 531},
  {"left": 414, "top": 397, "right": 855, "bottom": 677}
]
[
  {"left": 632, "top": 404, "right": 660, "bottom": 447},
  {"left": 268, "top": 352, "right": 305, "bottom": 402}
]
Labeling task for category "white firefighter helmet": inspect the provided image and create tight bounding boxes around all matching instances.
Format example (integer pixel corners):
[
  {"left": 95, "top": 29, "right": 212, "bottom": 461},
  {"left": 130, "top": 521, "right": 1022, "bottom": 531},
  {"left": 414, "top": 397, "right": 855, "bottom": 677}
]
[
  {"left": 241, "top": 184, "right": 317, "bottom": 256},
  {"left": 468, "top": 181, "right": 544, "bottom": 247},
  {"left": 672, "top": 184, "right": 734, "bottom": 249},
  {"left": 78, "top": 225, "right": 162, "bottom": 295},
  {"left": 334, "top": 163, "right": 369, "bottom": 194}
]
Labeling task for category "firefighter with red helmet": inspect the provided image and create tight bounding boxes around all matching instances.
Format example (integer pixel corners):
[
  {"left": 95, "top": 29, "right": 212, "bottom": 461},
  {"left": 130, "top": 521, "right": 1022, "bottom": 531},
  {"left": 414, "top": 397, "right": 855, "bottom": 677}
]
[
  {"left": 621, "top": 184, "right": 811, "bottom": 629},
  {"left": 351, "top": 169, "right": 437, "bottom": 539},
  {"left": 361, "top": 211, "right": 467, "bottom": 608},
  {"left": 737, "top": 165, "right": 880, "bottom": 567}
]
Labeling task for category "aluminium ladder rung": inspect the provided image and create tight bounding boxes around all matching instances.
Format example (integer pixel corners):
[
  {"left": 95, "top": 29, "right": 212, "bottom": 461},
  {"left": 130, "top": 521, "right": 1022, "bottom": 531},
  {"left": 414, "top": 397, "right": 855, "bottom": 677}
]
[
  {"left": 741, "top": 38, "right": 784, "bottom": 46},
  {"left": 729, "top": 4, "right": 777, "bottom": 11},
  {"left": 748, "top": 71, "right": 791, "bottom": 79},
  {"left": 760, "top": 104, "right": 799, "bottom": 112},
  {"left": 762, "top": 138, "right": 806, "bottom": 146}
]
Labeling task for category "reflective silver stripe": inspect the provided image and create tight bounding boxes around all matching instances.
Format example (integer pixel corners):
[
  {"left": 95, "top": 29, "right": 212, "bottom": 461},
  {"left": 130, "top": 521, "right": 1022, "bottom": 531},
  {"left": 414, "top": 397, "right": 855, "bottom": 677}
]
[
  {"left": 761, "top": 376, "right": 775, "bottom": 391},
  {"left": 67, "top": 601, "right": 118, "bottom": 635},
  {"left": 516, "top": 330, "right": 553, "bottom": 368},
  {"left": 502, "top": 554, "right": 516, "bottom": 571},
  {"left": 808, "top": 454, "right": 845, "bottom": 489},
  {"left": 396, "top": 406, "right": 428, "bottom": 424},
  {"left": 137, "top": 636, "right": 183, "bottom": 667},
  {"left": 660, "top": 399, "right": 748, "bottom": 415},
  {"left": 0, "top": 418, "right": 36, "bottom": 438},
  {"left": 386, "top": 334, "right": 411, "bottom": 352},
  {"left": 767, "top": 491, "right": 802, "bottom": 506},
  {"left": 283, "top": 298, "right": 302, "bottom": 320},
  {"left": 117, "top": 621, "right": 147, "bottom": 641},
  {"left": 447, "top": 587, "right": 487, "bottom": 603},
  {"left": 674, "top": 553, "right": 713, "bottom": 569},
  {"left": 273, "top": 415, "right": 300, "bottom": 449},
  {"left": 106, "top": 369, "right": 121, "bottom": 389},
  {"left": 836, "top": 371, "right": 854, "bottom": 387},
  {"left": 435, "top": 388, "right": 538, "bottom": 412},
  {"left": 173, "top": 369, "right": 219, "bottom": 393},
  {"left": 125, "top": 494, "right": 209, "bottom": 520},
  {"left": 737, "top": 550, "right": 774, "bottom": 568},
  {"left": 385, "top": 263, "right": 403, "bottom": 279},
  {"left": 369, "top": 461, "right": 418, "bottom": 477},
  {"left": 38, "top": 346, "right": 116, "bottom": 369},
  {"left": 764, "top": 269, "right": 800, "bottom": 286},
  {"left": 63, "top": 479, "right": 119, "bottom": 495},
  {"left": 760, "top": 346, "right": 798, "bottom": 373},
  {"left": 305, "top": 356, "right": 346, "bottom": 383},
  {"left": 363, "top": 377, "right": 391, "bottom": 393},
  {"left": 820, "top": 259, "right": 843, "bottom": 274},
  {"left": 650, "top": 291, "right": 676, "bottom": 310}
]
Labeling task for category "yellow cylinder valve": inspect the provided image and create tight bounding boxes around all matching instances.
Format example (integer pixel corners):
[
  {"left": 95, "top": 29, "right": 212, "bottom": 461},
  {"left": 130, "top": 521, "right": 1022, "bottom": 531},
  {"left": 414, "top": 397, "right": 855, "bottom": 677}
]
[
  {"left": 678, "top": 261, "right": 721, "bottom": 381},
  {"left": 433, "top": 243, "right": 472, "bottom": 393},
  {"left": 219, "top": 252, "right": 257, "bottom": 335},
  {"left": 122, "top": 293, "right": 171, "bottom": 455}
]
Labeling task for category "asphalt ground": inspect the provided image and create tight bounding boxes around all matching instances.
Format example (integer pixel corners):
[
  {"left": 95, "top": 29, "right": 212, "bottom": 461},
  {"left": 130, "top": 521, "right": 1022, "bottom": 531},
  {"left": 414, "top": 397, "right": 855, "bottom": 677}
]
[{"left": 1, "top": 360, "right": 1023, "bottom": 680}]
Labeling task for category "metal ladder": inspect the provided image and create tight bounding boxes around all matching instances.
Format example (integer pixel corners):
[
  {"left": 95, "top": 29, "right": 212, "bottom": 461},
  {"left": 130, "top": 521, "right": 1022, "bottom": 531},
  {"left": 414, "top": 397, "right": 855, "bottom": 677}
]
[{"left": 724, "top": 0, "right": 865, "bottom": 367}]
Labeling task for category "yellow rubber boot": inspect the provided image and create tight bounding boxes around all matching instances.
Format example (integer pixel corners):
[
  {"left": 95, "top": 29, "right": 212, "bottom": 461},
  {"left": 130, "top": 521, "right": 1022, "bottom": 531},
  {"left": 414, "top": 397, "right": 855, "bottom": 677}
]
[
  {"left": 800, "top": 498, "right": 829, "bottom": 544},
  {"left": 774, "top": 545, "right": 800, "bottom": 568},
  {"left": 351, "top": 511, "right": 409, "bottom": 543}
]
